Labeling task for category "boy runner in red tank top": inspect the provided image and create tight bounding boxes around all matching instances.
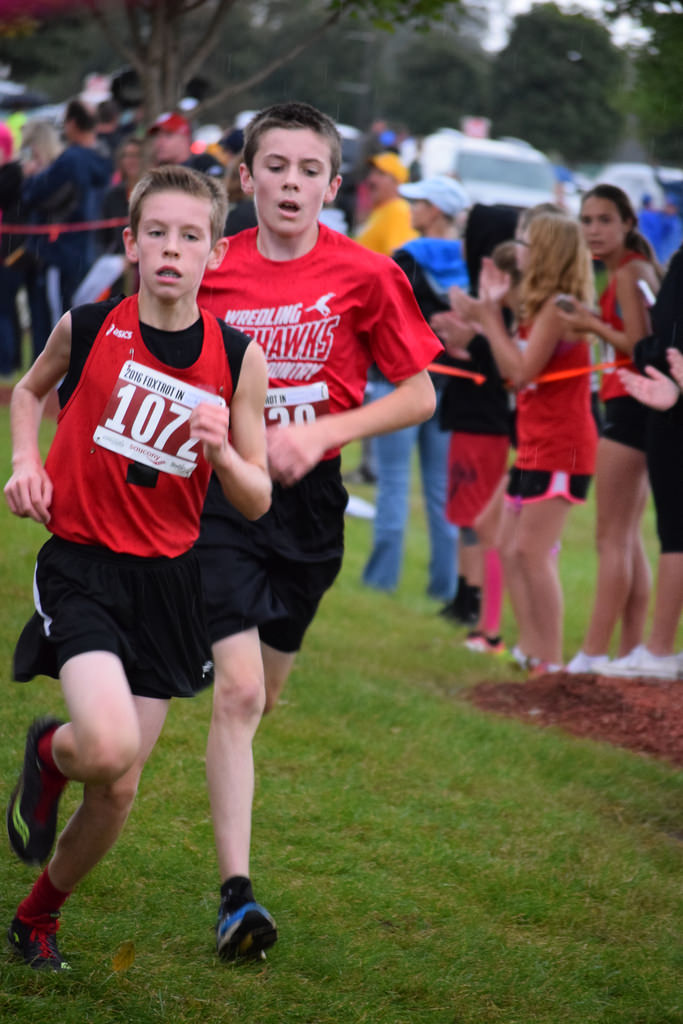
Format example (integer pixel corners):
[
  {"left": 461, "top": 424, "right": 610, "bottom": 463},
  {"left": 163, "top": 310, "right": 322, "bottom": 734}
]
[{"left": 3, "top": 165, "right": 271, "bottom": 970}]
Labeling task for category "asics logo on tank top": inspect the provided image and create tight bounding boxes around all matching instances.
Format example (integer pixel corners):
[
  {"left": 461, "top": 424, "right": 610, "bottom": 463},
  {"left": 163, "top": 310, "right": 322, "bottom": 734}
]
[
  {"left": 222, "top": 295, "right": 340, "bottom": 383},
  {"left": 106, "top": 322, "right": 134, "bottom": 340}
]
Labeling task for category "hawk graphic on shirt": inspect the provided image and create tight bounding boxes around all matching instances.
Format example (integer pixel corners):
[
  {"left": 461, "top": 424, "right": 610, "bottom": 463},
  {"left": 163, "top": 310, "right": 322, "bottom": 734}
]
[{"left": 305, "top": 293, "right": 335, "bottom": 317}]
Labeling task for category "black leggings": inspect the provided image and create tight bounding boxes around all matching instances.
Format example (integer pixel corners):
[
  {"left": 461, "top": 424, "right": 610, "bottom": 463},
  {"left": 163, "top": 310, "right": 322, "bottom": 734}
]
[{"left": 647, "top": 407, "right": 683, "bottom": 553}]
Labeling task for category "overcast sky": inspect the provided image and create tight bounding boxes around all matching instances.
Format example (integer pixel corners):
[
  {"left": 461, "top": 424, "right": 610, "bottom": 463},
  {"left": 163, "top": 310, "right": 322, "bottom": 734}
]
[{"left": 483, "top": 0, "right": 649, "bottom": 52}]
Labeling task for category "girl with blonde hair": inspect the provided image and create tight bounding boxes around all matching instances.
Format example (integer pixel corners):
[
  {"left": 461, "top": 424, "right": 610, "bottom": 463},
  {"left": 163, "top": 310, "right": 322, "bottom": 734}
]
[{"left": 450, "top": 211, "right": 598, "bottom": 673}]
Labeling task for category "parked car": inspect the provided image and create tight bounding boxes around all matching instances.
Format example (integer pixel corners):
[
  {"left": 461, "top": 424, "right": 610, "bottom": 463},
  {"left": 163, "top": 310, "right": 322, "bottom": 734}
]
[
  {"left": 596, "top": 162, "right": 665, "bottom": 211},
  {"left": 417, "top": 129, "right": 557, "bottom": 210}
]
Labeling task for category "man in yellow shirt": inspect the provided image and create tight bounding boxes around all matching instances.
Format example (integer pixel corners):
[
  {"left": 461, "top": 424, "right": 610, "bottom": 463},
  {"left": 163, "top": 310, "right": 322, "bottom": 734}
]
[{"left": 355, "top": 152, "right": 417, "bottom": 256}]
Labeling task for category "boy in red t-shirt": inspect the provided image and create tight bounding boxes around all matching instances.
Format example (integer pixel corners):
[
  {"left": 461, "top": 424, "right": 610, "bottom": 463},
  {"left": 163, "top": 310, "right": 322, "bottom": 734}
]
[
  {"left": 4, "top": 165, "right": 270, "bottom": 971},
  {"left": 196, "top": 102, "right": 441, "bottom": 961}
]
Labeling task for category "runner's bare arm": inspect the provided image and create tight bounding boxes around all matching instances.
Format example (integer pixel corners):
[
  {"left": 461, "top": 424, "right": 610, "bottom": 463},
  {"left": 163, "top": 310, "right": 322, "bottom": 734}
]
[
  {"left": 3, "top": 313, "right": 73, "bottom": 524},
  {"left": 190, "top": 340, "right": 271, "bottom": 519},
  {"left": 266, "top": 369, "right": 435, "bottom": 487}
]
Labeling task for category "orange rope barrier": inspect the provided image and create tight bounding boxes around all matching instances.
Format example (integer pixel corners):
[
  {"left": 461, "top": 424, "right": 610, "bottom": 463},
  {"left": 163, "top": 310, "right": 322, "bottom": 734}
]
[
  {"left": 427, "top": 362, "right": 486, "bottom": 385},
  {"left": 0, "top": 217, "right": 129, "bottom": 242},
  {"left": 429, "top": 356, "right": 631, "bottom": 388}
]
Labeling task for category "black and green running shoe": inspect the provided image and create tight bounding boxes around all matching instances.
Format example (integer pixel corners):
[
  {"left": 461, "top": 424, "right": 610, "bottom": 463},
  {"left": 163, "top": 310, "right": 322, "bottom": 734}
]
[
  {"left": 8, "top": 916, "right": 71, "bottom": 971},
  {"left": 7, "top": 716, "right": 65, "bottom": 866}
]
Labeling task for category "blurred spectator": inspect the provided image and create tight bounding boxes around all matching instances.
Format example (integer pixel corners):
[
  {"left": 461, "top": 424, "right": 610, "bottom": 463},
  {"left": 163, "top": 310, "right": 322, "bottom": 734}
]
[
  {"left": 349, "top": 150, "right": 417, "bottom": 483},
  {"left": 355, "top": 152, "right": 416, "bottom": 256},
  {"left": 219, "top": 127, "right": 244, "bottom": 173},
  {"left": 21, "top": 98, "right": 112, "bottom": 342},
  {"left": 99, "top": 136, "right": 143, "bottom": 255},
  {"left": 361, "top": 175, "right": 470, "bottom": 600},
  {"left": 16, "top": 118, "right": 63, "bottom": 358},
  {"left": 659, "top": 193, "right": 683, "bottom": 267},
  {"left": 0, "top": 121, "right": 24, "bottom": 375},
  {"left": 148, "top": 111, "right": 224, "bottom": 177},
  {"left": 95, "top": 99, "right": 128, "bottom": 161},
  {"left": 223, "top": 151, "right": 257, "bottom": 236}
]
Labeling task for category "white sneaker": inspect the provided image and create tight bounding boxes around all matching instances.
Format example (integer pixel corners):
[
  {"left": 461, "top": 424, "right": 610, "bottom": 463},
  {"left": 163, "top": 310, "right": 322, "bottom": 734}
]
[
  {"left": 600, "top": 645, "right": 680, "bottom": 681},
  {"left": 566, "top": 650, "right": 610, "bottom": 675},
  {"left": 507, "top": 645, "right": 530, "bottom": 671}
]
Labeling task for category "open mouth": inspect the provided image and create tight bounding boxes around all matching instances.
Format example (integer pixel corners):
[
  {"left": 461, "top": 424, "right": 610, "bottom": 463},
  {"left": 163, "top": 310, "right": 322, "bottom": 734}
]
[
  {"left": 279, "top": 200, "right": 300, "bottom": 214},
  {"left": 157, "top": 268, "right": 181, "bottom": 278}
]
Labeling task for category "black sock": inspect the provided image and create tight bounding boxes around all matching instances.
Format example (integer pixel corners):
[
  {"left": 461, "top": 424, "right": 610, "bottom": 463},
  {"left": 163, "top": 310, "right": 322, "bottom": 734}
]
[{"left": 220, "top": 875, "right": 254, "bottom": 912}]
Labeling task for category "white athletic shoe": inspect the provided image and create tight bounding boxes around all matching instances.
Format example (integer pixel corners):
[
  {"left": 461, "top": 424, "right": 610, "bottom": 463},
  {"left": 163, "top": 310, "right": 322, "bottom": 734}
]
[
  {"left": 565, "top": 650, "right": 610, "bottom": 675},
  {"left": 600, "top": 645, "right": 680, "bottom": 681}
]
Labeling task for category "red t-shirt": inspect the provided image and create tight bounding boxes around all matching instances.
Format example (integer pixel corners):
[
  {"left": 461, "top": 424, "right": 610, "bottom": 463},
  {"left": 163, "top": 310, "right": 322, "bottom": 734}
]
[
  {"left": 599, "top": 251, "right": 647, "bottom": 402},
  {"left": 199, "top": 224, "right": 442, "bottom": 457},
  {"left": 46, "top": 295, "right": 232, "bottom": 557},
  {"left": 515, "top": 326, "right": 597, "bottom": 475}
]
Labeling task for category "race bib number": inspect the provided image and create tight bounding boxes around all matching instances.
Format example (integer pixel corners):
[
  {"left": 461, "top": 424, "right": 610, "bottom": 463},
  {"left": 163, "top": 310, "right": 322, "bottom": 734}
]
[
  {"left": 265, "top": 382, "right": 330, "bottom": 428},
  {"left": 93, "top": 360, "right": 225, "bottom": 478}
]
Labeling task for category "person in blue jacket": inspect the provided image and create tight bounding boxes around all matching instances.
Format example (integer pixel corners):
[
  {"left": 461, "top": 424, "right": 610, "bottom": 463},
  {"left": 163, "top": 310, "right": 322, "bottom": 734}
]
[{"left": 22, "top": 98, "right": 112, "bottom": 341}]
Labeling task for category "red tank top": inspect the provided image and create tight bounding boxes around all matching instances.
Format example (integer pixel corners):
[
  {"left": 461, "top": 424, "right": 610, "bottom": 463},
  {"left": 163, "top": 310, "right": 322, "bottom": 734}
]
[
  {"left": 599, "top": 251, "right": 647, "bottom": 402},
  {"left": 515, "top": 324, "right": 597, "bottom": 475},
  {"left": 46, "top": 295, "right": 231, "bottom": 557}
]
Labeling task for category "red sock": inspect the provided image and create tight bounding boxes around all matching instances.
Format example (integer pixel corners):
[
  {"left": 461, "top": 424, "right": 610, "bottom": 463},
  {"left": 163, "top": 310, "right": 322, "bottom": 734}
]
[
  {"left": 35, "top": 726, "right": 68, "bottom": 824},
  {"left": 37, "top": 727, "right": 65, "bottom": 777},
  {"left": 16, "top": 868, "right": 71, "bottom": 931}
]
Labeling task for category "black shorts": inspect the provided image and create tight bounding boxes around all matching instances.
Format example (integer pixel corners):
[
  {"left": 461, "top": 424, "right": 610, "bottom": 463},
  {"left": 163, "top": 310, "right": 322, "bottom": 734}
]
[
  {"left": 647, "top": 410, "right": 683, "bottom": 553},
  {"left": 601, "top": 396, "right": 649, "bottom": 452},
  {"left": 13, "top": 536, "right": 213, "bottom": 699},
  {"left": 506, "top": 466, "right": 592, "bottom": 505},
  {"left": 197, "top": 457, "right": 347, "bottom": 653}
]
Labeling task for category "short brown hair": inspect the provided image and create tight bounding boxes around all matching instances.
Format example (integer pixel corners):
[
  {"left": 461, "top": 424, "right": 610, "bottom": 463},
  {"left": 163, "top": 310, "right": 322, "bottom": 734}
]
[
  {"left": 243, "top": 101, "right": 341, "bottom": 180},
  {"left": 128, "top": 165, "right": 227, "bottom": 244}
]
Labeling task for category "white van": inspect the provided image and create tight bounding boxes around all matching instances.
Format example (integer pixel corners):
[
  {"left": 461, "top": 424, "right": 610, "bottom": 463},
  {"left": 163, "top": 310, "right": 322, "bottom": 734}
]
[
  {"left": 596, "top": 162, "right": 665, "bottom": 211},
  {"left": 418, "top": 129, "right": 557, "bottom": 210}
]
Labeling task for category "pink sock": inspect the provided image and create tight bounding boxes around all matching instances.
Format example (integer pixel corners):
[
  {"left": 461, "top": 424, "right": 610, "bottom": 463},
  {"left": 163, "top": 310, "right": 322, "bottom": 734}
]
[{"left": 481, "top": 549, "right": 503, "bottom": 637}]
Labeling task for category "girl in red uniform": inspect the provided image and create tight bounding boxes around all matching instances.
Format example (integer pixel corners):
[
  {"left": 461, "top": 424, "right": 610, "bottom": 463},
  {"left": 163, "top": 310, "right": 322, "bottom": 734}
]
[
  {"left": 556, "top": 185, "right": 660, "bottom": 674},
  {"left": 451, "top": 211, "right": 596, "bottom": 673}
]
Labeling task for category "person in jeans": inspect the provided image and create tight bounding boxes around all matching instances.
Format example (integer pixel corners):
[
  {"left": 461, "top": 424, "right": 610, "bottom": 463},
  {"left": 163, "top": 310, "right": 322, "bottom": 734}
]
[{"left": 362, "top": 175, "right": 469, "bottom": 600}]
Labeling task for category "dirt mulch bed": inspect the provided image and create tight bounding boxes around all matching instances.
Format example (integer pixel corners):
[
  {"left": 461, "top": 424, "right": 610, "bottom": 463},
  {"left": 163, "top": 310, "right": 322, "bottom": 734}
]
[{"left": 467, "top": 671, "right": 683, "bottom": 767}]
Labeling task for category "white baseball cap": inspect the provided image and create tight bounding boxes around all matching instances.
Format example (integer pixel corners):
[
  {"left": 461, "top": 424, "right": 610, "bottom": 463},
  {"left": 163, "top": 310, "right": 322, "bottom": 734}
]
[{"left": 399, "top": 175, "right": 470, "bottom": 217}]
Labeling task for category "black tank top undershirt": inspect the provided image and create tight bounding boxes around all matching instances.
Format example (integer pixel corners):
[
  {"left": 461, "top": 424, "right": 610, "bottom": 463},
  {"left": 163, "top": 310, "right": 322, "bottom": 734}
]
[{"left": 61, "top": 295, "right": 249, "bottom": 407}]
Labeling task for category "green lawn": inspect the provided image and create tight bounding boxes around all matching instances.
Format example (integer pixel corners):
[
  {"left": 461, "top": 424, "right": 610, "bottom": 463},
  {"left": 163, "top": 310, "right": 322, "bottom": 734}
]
[{"left": 0, "top": 413, "right": 681, "bottom": 1023}]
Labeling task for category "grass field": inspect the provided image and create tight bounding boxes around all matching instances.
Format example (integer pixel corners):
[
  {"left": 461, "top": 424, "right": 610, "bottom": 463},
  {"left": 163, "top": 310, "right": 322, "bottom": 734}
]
[{"left": 0, "top": 409, "right": 681, "bottom": 1023}]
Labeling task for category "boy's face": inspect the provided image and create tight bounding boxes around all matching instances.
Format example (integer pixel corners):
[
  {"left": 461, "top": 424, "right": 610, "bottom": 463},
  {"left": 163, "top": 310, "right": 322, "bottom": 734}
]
[
  {"left": 240, "top": 127, "right": 341, "bottom": 239},
  {"left": 124, "top": 191, "right": 226, "bottom": 301}
]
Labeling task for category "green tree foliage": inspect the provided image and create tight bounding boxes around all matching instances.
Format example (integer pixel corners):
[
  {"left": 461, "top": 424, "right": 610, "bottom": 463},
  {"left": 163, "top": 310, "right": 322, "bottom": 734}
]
[
  {"left": 605, "top": 0, "right": 682, "bottom": 15},
  {"left": 489, "top": 3, "right": 625, "bottom": 165},
  {"left": 627, "top": 12, "right": 683, "bottom": 164},
  {"left": 212, "top": 7, "right": 489, "bottom": 134},
  {"left": 0, "top": 12, "right": 108, "bottom": 97},
  {"left": 87, "top": 0, "right": 463, "bottom": 123},
  {"left": 373, "top": 19, "right": 491, "bottom": 135},
  {"left": 1, "top": 1, "right": 462, "bottom": 125}
]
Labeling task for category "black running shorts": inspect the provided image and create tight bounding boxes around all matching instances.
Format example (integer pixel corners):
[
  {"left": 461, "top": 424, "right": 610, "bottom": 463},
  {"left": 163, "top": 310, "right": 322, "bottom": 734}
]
[
  {"left": 13, "top": 536, "right": 213, "bottom": 699},
  {"left": 506, "top": 466, "right": 592, "bottom": 504},
  {"left": 601, "top": 395, "right": 649, "bottom": 452},
  {"left": 197, "top": 457, "right": 346, "bottom": 653}
]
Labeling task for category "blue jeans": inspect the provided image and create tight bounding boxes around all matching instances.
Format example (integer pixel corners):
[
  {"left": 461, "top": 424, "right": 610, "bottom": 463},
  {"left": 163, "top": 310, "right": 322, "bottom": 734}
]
[
  {"left": 0, "top": 264, "right": 22, "bottom": 374},
  {"left": 362, "top": 379, "right": 458, "bottom": 600}
]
